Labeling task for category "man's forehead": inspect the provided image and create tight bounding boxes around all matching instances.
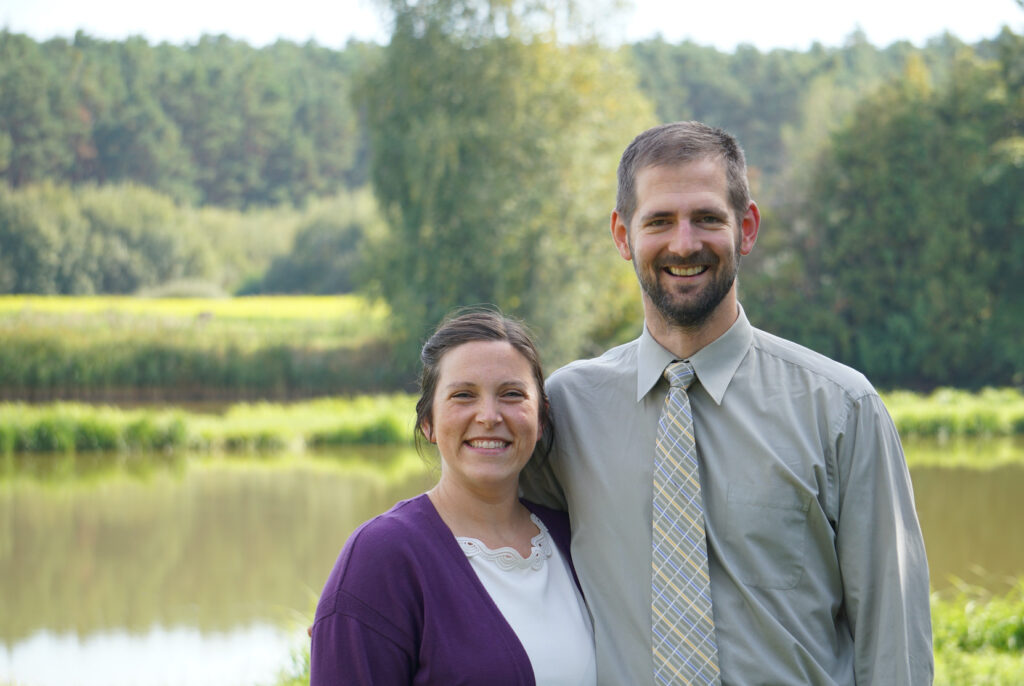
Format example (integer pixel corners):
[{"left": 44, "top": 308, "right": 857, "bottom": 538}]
[
  {"left": 636, "top": 155, "right": 726, "bottom": 181},
  {"left": 635, "top": 158, "right": 729, "bottom": 205}
]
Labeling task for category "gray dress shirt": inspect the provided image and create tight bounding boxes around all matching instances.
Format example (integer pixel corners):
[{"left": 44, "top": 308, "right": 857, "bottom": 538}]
[{"left": 521, "top": 306, "right": 933, "bottom": 685}]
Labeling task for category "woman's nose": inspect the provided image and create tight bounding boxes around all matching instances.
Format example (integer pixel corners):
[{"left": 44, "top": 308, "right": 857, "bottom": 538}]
[{"left": 475, "top": 397, "right": 503, "bottom": 425}]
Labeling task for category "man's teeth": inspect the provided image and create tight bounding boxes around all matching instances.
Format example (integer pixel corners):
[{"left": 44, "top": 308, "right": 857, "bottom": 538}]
[
  {"left": 667, "top": 265, "right": 706, "bottom": 277},
  {"left": 469, "top": 440, "right": 508, "bottom": 449}
]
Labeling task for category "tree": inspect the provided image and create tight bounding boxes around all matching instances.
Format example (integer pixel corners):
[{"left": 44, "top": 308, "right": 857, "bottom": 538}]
[
  {"left": 359, "top": 0, "right": 653, "bottom": 368},
  {"left": 0, "top": 33, "right": 80, "bottom": 186},
  {"left": 780, "top": 43, "right": 1023, "bottom": 388},
  {"left": 251, "top": 190, "right": 381, "bottom": 294}
]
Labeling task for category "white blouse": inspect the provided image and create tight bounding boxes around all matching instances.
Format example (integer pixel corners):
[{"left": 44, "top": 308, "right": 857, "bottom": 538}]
[{"left": 457, "top": 514, "right": 597, "bottom": 686}]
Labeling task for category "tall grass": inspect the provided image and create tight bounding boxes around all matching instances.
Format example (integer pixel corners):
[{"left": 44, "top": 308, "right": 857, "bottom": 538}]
[
  {"left": 0, "top": 395, "right": 417, "bottom": 461},
  {"left": 883, "top": 388, "right": 1024, "bottom": 439},
  {"left": 0, "top": 295, "right": 406, "bottom": 399},
  {"left": 933, "top": 581, "right": 1024, "bottom": 684}
]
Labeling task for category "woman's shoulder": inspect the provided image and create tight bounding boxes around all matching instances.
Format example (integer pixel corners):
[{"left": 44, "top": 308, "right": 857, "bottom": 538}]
[
  {"left": 313, "top": 495, "right": 439, "bottom": 656},
  {"left": 344, "top": 494, "right": 437, "bottom": 560},
  {"left": 320, "top": 495, "right": 438, "bottom": 595}
]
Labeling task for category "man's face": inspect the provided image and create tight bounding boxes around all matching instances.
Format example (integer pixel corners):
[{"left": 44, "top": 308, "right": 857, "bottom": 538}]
[{"left": 613, "top": 158, "right": 757, "bottom": 331}]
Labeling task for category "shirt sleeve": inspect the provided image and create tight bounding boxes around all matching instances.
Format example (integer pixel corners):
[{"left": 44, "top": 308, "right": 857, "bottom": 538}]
[{"left": 835, "top": 392, "right": 934, "bottom": 684}]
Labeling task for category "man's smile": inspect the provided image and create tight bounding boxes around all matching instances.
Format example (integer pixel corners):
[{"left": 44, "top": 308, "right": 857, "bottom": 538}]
[{"left": 665, "top": 265, "right": 707, "bottom": 277}]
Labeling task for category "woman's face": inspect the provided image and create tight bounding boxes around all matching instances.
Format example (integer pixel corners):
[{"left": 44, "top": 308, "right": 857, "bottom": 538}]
[{"left": 424, "top": 340, "right": 542, "bottom": 497}]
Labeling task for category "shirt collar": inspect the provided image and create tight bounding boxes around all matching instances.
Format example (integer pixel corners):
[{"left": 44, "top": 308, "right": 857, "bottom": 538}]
[{"left": 636, "top": 304, "right": 754, "bottom": 405}]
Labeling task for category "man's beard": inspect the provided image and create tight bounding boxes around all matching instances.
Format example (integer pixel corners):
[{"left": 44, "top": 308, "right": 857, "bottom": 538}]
[{"left": 634, "top": 244, "right": 740, "bottom": 329}]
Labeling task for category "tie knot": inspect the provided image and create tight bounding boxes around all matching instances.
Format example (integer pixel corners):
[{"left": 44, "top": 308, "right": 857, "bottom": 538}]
[{"left": 664, "top": 360, "right": 696, "bottom": 390}]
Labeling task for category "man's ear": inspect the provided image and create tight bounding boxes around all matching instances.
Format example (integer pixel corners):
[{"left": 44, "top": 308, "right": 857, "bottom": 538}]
[
  {"left": 611, "top": 210, "right": 633, "bottom": 261},
  {"left": 739, "top": 202, "right": 760, "bottom": 256}
]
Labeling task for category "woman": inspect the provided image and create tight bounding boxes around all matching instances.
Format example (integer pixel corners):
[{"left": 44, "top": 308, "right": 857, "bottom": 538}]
[{"left": 310, "top": 308, "right": 596, "bottom": 685}]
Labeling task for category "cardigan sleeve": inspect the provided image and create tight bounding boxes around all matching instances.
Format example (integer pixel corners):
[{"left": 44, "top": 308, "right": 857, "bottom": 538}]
[
  {"left": 311, "top": 592, "right": 415, "bottom": 685},
  {"left": 310, "top": 514, "right": 423, "bottom": 686}
]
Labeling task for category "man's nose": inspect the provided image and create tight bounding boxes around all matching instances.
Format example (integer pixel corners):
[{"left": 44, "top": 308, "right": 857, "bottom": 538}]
[{"left": 667, "top": 221, "right": 701, "bottom": 254}]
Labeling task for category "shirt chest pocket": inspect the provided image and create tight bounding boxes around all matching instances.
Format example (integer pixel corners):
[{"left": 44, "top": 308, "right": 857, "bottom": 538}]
[{"left": 721, "top": 485, "right": 811, "bottom": 590}]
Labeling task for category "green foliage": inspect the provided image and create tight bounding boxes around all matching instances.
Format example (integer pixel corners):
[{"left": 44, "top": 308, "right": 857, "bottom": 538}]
[
  {"left": 932, "top": 582, "right": 1024, "bottom": 684},
  {"left": 0, "top": 395, "right": 417, "bottom": 466},
  {"left": 0, "top": 184, "right": 381, "bottom": 294},
  {"left": 274, "top": 650, "right": 311, "bottom": 686},
  {"left": 245, "top": 190, "right": 382, "bottom": 294},
  {"left": 0, "top": 295, "right": 403, "bottom": 399},
  {"left": 0, "top": 403, "right": 188, "bottom": 455},
  {"left": 358, "top": 0, "right": 653, "bottom": 369},
  {"left": 0, "top": 31, "right": 370, "bottom": 207},
  {"left": 884, "top": 388, "right": 1024, "bottom": 440},
  {"left": 752, "top": 33, "right": 1024, "bottom": 389}
]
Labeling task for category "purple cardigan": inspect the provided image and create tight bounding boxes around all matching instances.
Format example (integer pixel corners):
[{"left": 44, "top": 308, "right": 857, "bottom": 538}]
[{"left": 310, "top": 494, "right": 580, "bottom": 686}]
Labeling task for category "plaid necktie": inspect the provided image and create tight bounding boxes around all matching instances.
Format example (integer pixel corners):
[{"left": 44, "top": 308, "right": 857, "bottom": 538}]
[{"left": 652, "top": 360, "right": 720, "bottom": 684}]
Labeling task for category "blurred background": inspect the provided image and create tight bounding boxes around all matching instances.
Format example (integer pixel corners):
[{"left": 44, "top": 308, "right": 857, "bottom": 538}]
[{"left": 0, "top": 0, "right": 1022, "bottom": 684}]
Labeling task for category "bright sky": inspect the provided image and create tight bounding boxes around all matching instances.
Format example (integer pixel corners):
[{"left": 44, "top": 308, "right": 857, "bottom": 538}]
[{"left": 1, "top": 0, "right": 1021, "bottom": 52}]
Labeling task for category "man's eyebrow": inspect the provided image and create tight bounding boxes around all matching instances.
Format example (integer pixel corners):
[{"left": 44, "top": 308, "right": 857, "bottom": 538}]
[
  {"left": 638, "top": 210, "right": 675, "bottom": 223},
  {"left": 692, "top": 206, "right": 729, "bottom": 217}
]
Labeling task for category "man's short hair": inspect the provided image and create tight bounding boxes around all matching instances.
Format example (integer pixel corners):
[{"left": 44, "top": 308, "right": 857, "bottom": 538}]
[{"left": 616, "top": 121, "right": 751, "bottom": 227}]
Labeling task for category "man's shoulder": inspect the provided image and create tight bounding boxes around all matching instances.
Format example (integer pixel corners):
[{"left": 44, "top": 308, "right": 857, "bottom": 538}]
[
  {"left": 750, "top": 326, "right": 875, "bottom": 398},
  {"left": 547, "top": 337, "right": 639, "bottom": 392}
]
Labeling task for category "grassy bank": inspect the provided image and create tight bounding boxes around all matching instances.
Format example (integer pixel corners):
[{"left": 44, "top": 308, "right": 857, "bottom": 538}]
[
  {"left": 932, "top": 581, "right": 1024, "bottom": 684},
  {"left": 0, "top": 395, "right": 417, "bottom": 460},
  {"left": 883, "top": 388, "right": 1024, "bottom": 439},
  {"left": 0, "top": 295, "right": 407, "bottom": 400}
]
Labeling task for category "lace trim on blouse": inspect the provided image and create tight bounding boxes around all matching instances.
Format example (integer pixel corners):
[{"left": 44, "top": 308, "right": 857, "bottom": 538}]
[{"left": 456, "top": 513, "right": 553, "bottom": 571}]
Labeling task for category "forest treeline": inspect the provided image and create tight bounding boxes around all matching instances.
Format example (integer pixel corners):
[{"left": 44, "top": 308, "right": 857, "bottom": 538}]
[{"left": 0, "top": 1, "right": 1021, "bottom": 390}]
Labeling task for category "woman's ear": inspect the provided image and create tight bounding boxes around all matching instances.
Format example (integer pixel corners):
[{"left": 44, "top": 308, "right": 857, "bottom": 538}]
[{"left": 420, "top": 419, "right": 435, "bottom": 443}]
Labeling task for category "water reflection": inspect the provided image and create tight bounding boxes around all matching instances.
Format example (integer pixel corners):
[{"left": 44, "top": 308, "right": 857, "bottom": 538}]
[
  {"left": 0, "top": 443, "right": 1020, "bottom": 685},
  {"left": 1, "top": 448, "right": 435, "bottom": 685},
  {"left": 4, "top": 624, "right": 298, "bottom": 686},
  {"left": 911, "top": 463, "right": 1024, "bottom": 593}
]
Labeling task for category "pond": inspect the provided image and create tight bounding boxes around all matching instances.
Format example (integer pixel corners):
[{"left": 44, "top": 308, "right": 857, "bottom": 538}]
[{"left": 1, "top": 442, "right": 1022, "bottom": 686}]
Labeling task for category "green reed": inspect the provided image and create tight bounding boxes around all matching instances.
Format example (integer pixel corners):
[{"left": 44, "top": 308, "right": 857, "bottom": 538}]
[
  {"left": 932, "top": 581, "right": 1024, "bottom": 684},
  {"left": 0, "top": 395, "right": 417, "bottom": 462},
  {"left": 883, "top": 388, "right": 1024, "bottom": 439},
  {"left": 0, "top": 295, "right": 405, "bottom": 399}
]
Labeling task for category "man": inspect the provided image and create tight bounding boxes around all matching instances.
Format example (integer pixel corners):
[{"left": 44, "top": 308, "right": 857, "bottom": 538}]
[{"left": 521, "top": 121, "right": 932, "bottom": 684}]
